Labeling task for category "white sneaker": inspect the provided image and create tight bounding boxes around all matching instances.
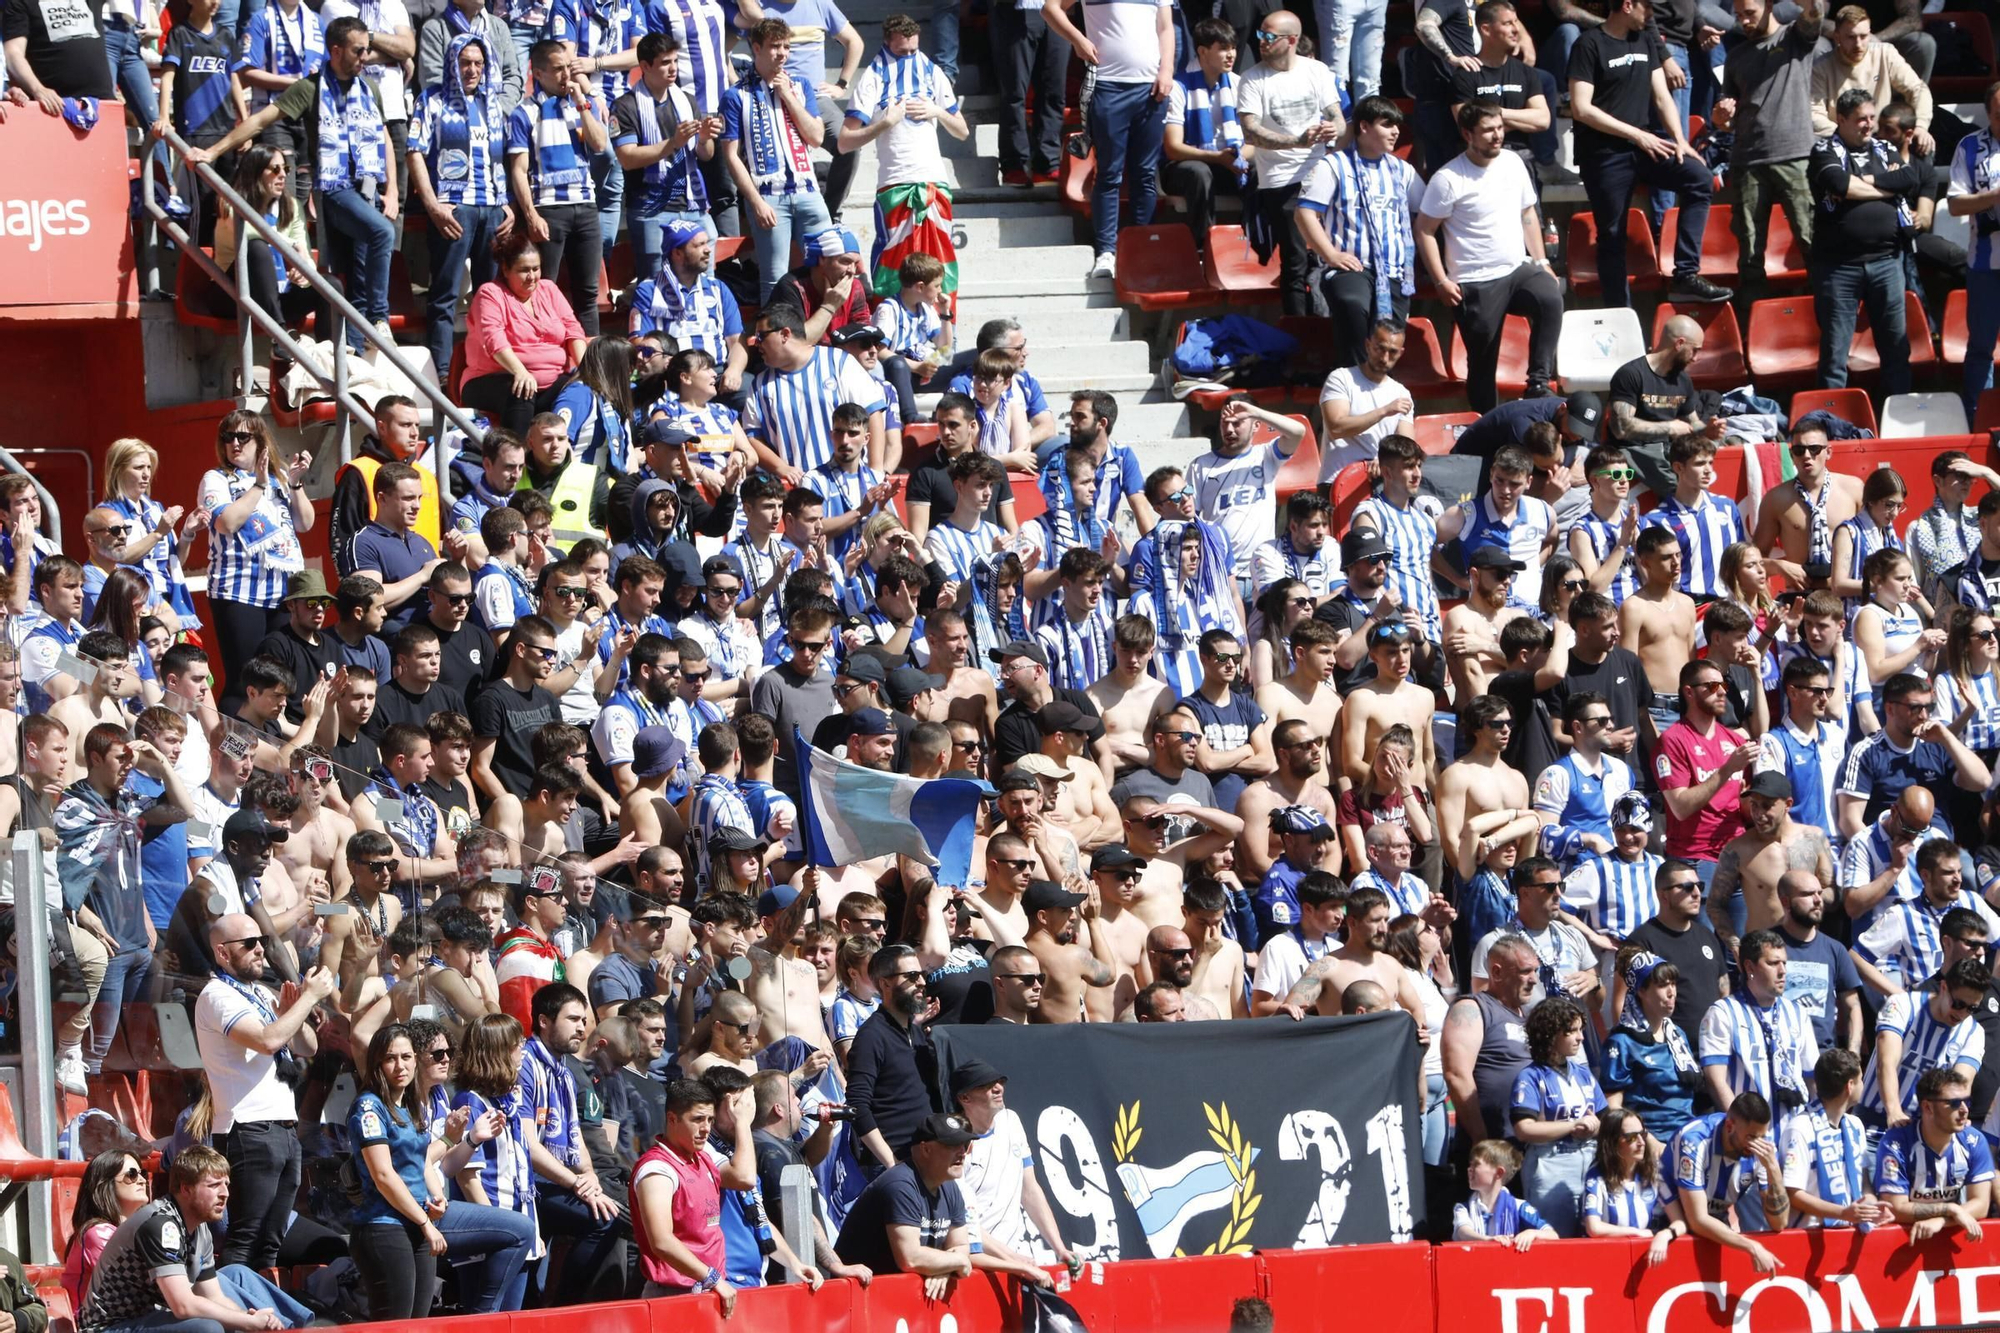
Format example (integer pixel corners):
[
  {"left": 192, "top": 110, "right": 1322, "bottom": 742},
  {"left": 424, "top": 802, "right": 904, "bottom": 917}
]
[
  {"left": 1089, "top": 251, "right": 1116, "bottom": 280},
  {"left": 55, "top": 1046, "right": 87, "bottom": 1096}
]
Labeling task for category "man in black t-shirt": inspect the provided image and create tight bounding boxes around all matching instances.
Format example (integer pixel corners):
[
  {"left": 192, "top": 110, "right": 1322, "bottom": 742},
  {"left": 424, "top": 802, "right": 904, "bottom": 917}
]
[
  {"left": 420, "top": 565, "right": 500, "bottom": 698},
  {"left": 1, "top": 0, "right": 112, "bottom": 104},
  {"left": 469, "top": 613, "right": 565, "bottom": 803},
  {"left": 991, "top": 640, "right": 1102, "bottom": 773},
  {"left": 1625, "top": 862, "right": 1731, "bottom": 1048},
  {"left": 1604, "top": 316, "right": 1723, "bottom": 496},
  {"left": 1452, "top": 1, "right": 1573, "bottom": 183},
  {"left": 1411, "top": 0, "right": 1480, "bottom": 172},
  {"left": 833, "top": 1113, "right": 979, "bottom": 1280},
  {"left": 1568, "top": 0, "right": 1731, "bottom": 308},
  {"left": 251, "top": 571, "right": 343, "bottom": 723},
  {"left": 1544, "top": 591, "right": 1653, "bottom": 781},
  {"left": 366, "top": 624, "right": 467, "bottom": 739}
]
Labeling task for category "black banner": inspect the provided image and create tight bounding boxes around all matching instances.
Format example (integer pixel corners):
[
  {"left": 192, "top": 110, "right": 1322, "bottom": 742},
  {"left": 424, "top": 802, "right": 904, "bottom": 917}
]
[{"left": 933, "top": 1012, "right": 1424, "bottom": 1262}]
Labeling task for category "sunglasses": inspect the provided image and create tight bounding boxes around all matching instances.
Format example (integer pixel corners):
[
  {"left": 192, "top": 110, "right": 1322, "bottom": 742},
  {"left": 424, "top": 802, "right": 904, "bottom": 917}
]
[
  {"left": 550, "top": 586, "right": 589, "bottom": 600},
  {"left": 220, "top": 936, "right": 265, "bottom": 950},
  {"left": 892, "top": 971, "right": 927, "bottom": 985},
  {"left": 1576, "top": 716, "right": 1613, "bottom": 728},
  {"left": 1667, "top": 881, "right": 1704, "bottom": 895},
  {"left": 1209, "top": 652, "right": 1244, "bottom": 665},
  {"left": 436, "top": 592, "right": 472, "bottom": 606},
  {"left": 117, "top": 1165, "right": 147, "bottom": 1183},
  {"left": 1166, "top": 487, "right": 1195, "bottom": 505},
  {"left": 223, "top": 430, "right": 259, "bottom": 444},
  {"left": 1925, "top": 1094, "right": 1972, "bottom": 1110},
  {"left": 1946, "top": 994, "right": 1978, "bottom": 1014},
  {"left": 722, "top": 1020, "right": 759, "bottom": 1035},
  {"left": 846, "top": 917, "right": 887, "bottom": 931},
  {"left": 634, "top": 345, "right": 661, "bottom": 361},
  {"left": 790, "top": 637, "right": 830, "bottom": 653},
  {"left": 954, "top": 739, "right": 986, "bottom": 753},
  {"left": 1790, "top": 443, "right": 1829, "bottom": 457},
  {"left": 361, "top": 860, "right": 396, "bottom": 874},
  {"left": 1791, "top": 684, "right": 1833, "bottom": 697},
  {"left": 1255, "top": 27, "right": 1290, "bottom": 39},
  {"left": 706, "top": 584, "right": 741, "bottom": 597},
  {"left": 522, "top": 644, "right": 559, "bottom": 661},
  {"left": 426, "top": 1048, "right": 452, "bottom": 1063},
  {"left": 993, "top": 857, "right": 1035, "bottom": 870},
  {"left": 1561, "top": 579, "right": 1588, "bottom": 592},
  {"left": 1000, "top": 972, "right": 1045, "bottom": 985},
  {"left": 682, "top": 668, "right": 711, "bottom": 682},
  {"left": 633, "top": 916, "right": 671, "bottom": 930},
  {"left": 1288, "top": 595, "right": 1315, "bottom": 608},
  {"left": 1590, "top": 467, "right": 1637, "bottom": 481},
  {"left": 1976, "top": 629, "right": 1999, "bottom": 643},
  {"left": 1130, "top": 814, "right": 1172, "bottom": 830},
  {"left": 91, "top": 524, "right": 133, "bottom": 538}
]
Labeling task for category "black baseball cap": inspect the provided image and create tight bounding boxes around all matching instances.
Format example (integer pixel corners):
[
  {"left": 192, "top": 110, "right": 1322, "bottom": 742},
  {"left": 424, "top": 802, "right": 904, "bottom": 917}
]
[
  {"left": 1091, "top": 845, "right": 1149, "bottom": 874},
  {"left": 950, "top": 1059, "right": 1007, "bottom": 1098},
  {"left": 1034, "top": 701, "right": 1104, "bottom": 740},
  {"left": 222, "top": 809, "right": 289, "bottom": 844},
  {"left": 987, "top": 640, "right": 1049, "bottom": 668},
  {"left": 1023, "top": 879, "right": 1087, "bottom": 912},
  {"left": 1467, "top": 546, "right": 1527, "bottom": 572},
  {"left": 909, "top": 1113, "right": 978, "bottom": 1147}
]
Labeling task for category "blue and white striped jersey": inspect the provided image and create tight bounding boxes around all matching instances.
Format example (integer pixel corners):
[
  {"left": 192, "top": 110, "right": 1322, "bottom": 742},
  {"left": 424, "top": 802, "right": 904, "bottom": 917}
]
[
  {"left": 1561, "top": 849, "right": 1661, "bottom": 941},
  {"left": 1948, "top": 129, "right": 2000, "bottom": 272},
  {"left": 1533, "top": 752, "right": 1635, "bottom": 867},
  {"left": 1350, "top": 493, "right": 1441, "bottom": 640},
  {"left": 1856, "top": 892, "right": 2000, "bottom": 992},
  {"left": 743, "top": 347, "right": 884, "bottom": 473},
  {"left": 690, "top": 771, "right": 754, "bottom": 897},
  {"left": 1293, "top": 147, "right": 1423, "bottom": 284},
  {"left": 1697, "top": 992, "right": 1820, "bottom": 1113},
  {"left": 1935, "top": 668, "right": 2000, "bottom": 752},
  {"left": 1860, "top": 989, "right": 1987, "bottom": 1118},
  {"left": 1875, "top": 1122, "right": 1995, "bottom": 1200},
  {"left": 1568, "top": 509, "right": 1639, "bottom": 606},
  {"left": 1459, "top": 493, "right": 1556, "bottom": 607},
  {"left": 1583, "top": 1167, "right": 1662, "bottom": 1231},
  {"left": 1664, "top": 1112, "right": 1779, "bottom": 1232},
  {"left": 1347, "top": 867, "right": 1429, "bottom": 918},
  {"left": 1778, "top": 1103, "right": 1870, "bottom": 1225},
  {"left": 1639, "top": 491, "right": 1745, "bottom": 601},
  {"left": 450, "top": 1084, "right": 544, "bottom": 1258}
]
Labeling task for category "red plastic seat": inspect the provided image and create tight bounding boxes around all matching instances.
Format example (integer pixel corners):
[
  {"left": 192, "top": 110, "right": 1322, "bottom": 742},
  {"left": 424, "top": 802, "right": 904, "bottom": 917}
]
[
  {"left": 1928, "top": 12, "right": 1997, "bottom": 99},
  {"left": 1269, "top": 415, "right": 1322, "bottom": 507},
  {"left": 172, "top": 247, "right": 237, "bottom": 336},
  {"left": 1447, "top": 315, "right": 1531, "bottom": 395},
  {"left": 1651, "top": 301, "right": 1747, "bottom": 391},
  {"left": 1849, "top": 292, "right": 1938, "bottom": 375},
  {"left": 1566, "top": 207, "right": 1661, "bottom": 298},
  {"left": 898, "top": 421, "right": 940, "bottom": 472},
  {"left": 1789, "top": 388, "right": 1878, "bottom": 435},
  {"left": 1941, "top": 288, "right": 2000, "bottom": 368},
  {"left": 1204, "top": 223, "right": 1279, "bottom": 301},
  {"left": 1009, "top": 476, "right": 1048, "bottom": 522},
  {"left": 1396, "top": 316, "right": 1457, "bottom": 396},
  {"left": 1975, "top": 388, "right": 2000, "bottom": 432},
  {"left": 1764, "top": 211, "right": 1810, "bottom": 285},
  {"left": 1413, "top": 411, "right": 1480, "bottom": 456},
  {"left": 1656, "top": 204, "right": 1740, "bottom": 282},
  {"left": 1113, "top": 224, "right": 1217, "bottom": 310},
  {"left": 1746, "top": 297, "right": 1821, "bottom": 389},
  {"left": 713, "top": 235, "right": 749, "bottom": 265}
]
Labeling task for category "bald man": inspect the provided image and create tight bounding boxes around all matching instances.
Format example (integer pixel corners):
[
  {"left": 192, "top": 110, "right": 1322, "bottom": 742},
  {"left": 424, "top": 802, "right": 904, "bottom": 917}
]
[
  {"left": 1838, "top": 785, "right": 1954, "bottom": 934},
  {"left": 1604, "top": 315, "right": 1729, "bottom": 497},
  {"left": 1341, "top": 979, "right": 1391, "bottom": 1014},
  {"left": 1131, "top": 925, "right": 1221, "bottom": 1020}
]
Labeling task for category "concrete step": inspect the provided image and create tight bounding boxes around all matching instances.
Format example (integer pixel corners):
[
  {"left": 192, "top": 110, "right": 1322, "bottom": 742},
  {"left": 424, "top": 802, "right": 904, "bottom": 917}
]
[
  {"left": 952, "top": 302, "right": 1126, "bottom": 344},
  {"left": 940, "top": 121, "right": 1003, "bottom": 159},
  {"left": 952, "top": 212, "right": 1078, "bottom": 249},
  {"left": 955, "top": 180, "right": 1062, "bottom": 206},
  {"left": 1125, "top": 436, "right": 1213, "bottom": 474},
  {"left": 953, "top": 273, "right": 1116, "bottom": 304},
  {"left": 954, "top": 197, "right": 1072, "bottom": 221},
  {"left": 1109, "top": 400, "right": 1191, "bottom": 440}
]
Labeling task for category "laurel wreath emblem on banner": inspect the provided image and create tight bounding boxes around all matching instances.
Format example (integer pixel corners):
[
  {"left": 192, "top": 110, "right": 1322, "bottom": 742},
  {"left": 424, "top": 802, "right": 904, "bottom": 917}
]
[{"left": 1112, "top": 1098, "right": 1261, "bottom": 1256}]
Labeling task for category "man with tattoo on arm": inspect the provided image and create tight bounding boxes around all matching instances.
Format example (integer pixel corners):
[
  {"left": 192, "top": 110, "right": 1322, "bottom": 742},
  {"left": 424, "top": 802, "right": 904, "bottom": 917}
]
[
  {"left": 1604, "top": 317, "right": 1729, "bottom": 497},
  {"left": 1874, "top": 1066, "right": 1991, "bottom": 1240}
]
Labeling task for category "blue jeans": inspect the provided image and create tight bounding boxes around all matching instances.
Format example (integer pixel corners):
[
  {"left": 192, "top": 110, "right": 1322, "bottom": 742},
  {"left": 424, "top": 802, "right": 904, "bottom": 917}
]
[
  {"left": 424, "top": 202, "right": 506, "bottom": 378},
  {"left": 507, "top": 19, "right": 540, "bottom": 72},
  {"left": 1819, "top": 253, "right": 1909, "bottom": 395},
  {"left": 1690, "top": 38, "right": 1724, "bottom": 119},
  {"left": 435, "top": 1199, "right": 538, "bottom": 1313},
  {"left": 1651, "top": 43, "right": 1694, "bottom": 227},
  {"left": 751, "top": 190, "right": 833, "bottom": 302},
  {"left": 1422, "top": 1071, "right": 1449, "bottom": 1167},
  {"left": 216, "top": 1264, "right": 315, "bottom": 1327},
  {"left": 629, "top": 207, "right": 714, "bottom": 289},
  {"left": 86, "top": 946, "right": 151, "bottom": 1073},
  {"left": 932, "top": 0, "right": 960, "bottom": 81},
  {"left": 1964, "top": 267, "right": 2000, "bottom": 414},
  {"left": 1086, "top": 79, "right": 1166, "bottom": 256},
  {"left": 591, "top": 147, "right": 624, "bottom": 250},
  {"left": 105, "top": 21, "right": 170, "bottom": 179},
  {"left": 1317, "top": 0, "right": 1386, "bottom": 107},
  {"left": 320, "top": 185, "right": 395, "bottom": 351},
  {"left": 1540, "top": 22, "right": 1582, "bottom": 85},
  {"left": 214, "top": 0, "right": 264, "bottom": 44}
]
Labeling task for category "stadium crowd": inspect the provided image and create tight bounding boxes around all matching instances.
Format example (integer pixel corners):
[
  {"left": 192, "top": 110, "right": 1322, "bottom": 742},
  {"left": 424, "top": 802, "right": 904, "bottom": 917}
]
[{"left": 9, "top": 0, "right": 2000, "bottom": 1320}]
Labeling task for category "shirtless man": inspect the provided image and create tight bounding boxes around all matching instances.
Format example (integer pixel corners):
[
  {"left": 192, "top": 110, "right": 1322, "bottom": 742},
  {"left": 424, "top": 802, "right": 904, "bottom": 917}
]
[
  {"left": 485, "top": 763, "right": 585, "bottom": 865},
  {"left": 993, "top": 772, "right": 1085, "bottom": 884},
  {"left": 923, "top": 610, "right": 999, "bottom": 740},
  {"left": 1279, "top": 885, "right": 1430, "bottom": 1031},
  {"left": 1236, "top": 720, "right": 1342, "bottom": 882},
  {"left": 1751, "top": 424, "right": 1863, "bottom": 584},
  {"left": 283, "top": 748, "right": 357, "bottom": 905},
  {"left": 1089, "top": 616, "right": 1174, "bottom": 774},
  {"left": 1336, "top": 621, "right": 1437, "bottom": 791},
  {"left": 1441, "top": 548, "right": 1528, "bottom": 703},
  {"left": 1437, "top": 694, "right": 1540, "bottom": 882},
  {"left": 1031, "top": 722, "right": 1119, "bottom": 850},
  {"left": 1022, "top": 878, "right": 1118, "bottom": 1024},
  {"left": 1088, "top": 846, "right": 1153, "bottom": 1020},
  {"left": 1112, "top": 793, "right": 1245, "bottom": 930},
  {"left": 320, "top": 828, "right": 405, "bottom": 990},
  {"left": 49, "top": 633, "right": 142, "bottom": 783},
  {"left": 1180, "top": 877, "right": 1250, "bottom": 1019},
  {"left": 745, "top": 880, "right": 835, "bottom": 1059},
  {"left": 1256, "top": 617, "right": 1342, "bottom": 736},
  {"left": 1620, "top": 526, "right": 1699, "bottom": 744},
  {"left": 970, "top": 834, "right": 1035, "bottom": 942},
  {"left": 617, "top": 726, "right": 691, "bottom": 850},
  {"left": 1134, "top": 926, "right": 1222, "bottom": 1020},
  {"left": 686, "top": 990, "right": 762, "bottom": 1076},
  {"left": 1710, "top": 769, "right": 1835, "bottom": 952}
]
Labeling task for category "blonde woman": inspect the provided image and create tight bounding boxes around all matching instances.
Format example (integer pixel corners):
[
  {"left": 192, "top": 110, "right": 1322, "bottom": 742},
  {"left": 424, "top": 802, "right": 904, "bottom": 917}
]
[{"left": 102, "top": 438, "right": 198, "bottom": 631}]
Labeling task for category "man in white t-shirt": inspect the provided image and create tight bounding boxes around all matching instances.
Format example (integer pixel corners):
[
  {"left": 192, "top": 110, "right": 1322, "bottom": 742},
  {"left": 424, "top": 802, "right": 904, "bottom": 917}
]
[
  {"left": 1044, "top": 0, "right": 1174, "bottom": 277},
  {"left": 1318, "top": 318, "right": 1415, "bottom": 482},
  {"left": 1235, "top": 10, "right": 1344, "bottom": 316},
  {"left": 193, "top": 913, "right": 336, "bottom": 1270},
  {"left": 1188, "top": 397, "right": 1307, "bottom": 584},
  {"left": 952, "top": 1059, "right": 1074, "bottom": 1267},
  {"left": 1412, "top": 98, "right": 1562, "bottom": 412},
  {"left": 837, "top": 14, "right": 969, "bottom": 299}
]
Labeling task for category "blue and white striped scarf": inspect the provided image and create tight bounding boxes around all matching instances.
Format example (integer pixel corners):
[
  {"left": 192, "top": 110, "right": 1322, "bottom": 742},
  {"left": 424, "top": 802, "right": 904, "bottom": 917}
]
[
  {"left": 423, "top": 33, "right": 505, "bottom": 206},
  {"left": 631, "top": 84, "right": 709, "bottom": 210},
  {"left": 1039, "top": 453, "right": 1108, "bottom": 558},
  {"left": 734, "top": 69, "right": 815, "bottom": 195},
  {"left": 316, "top": 70, "right": 388, "bottom": 194},
  {"left": 1175, "top": 68, "right": 1242, "bottom": 180},
  {"left": 861, "top": 47, "right": 949, "bottom": 115},
  {"left": 527, "top": 90, "right": 590, "bottom": 191}
]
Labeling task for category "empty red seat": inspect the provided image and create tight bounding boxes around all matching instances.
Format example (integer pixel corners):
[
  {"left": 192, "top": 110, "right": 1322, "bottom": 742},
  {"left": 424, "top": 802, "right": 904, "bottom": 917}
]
[
  {"left": 1413, "top": 411, "right": 1479, "bottom": 456},
  {"left": 1656, "top": 204, "right": 1740, "bottom": 282},
  {"left": 172, "top": 247, "right": 237, "bottom": 336},
  {"left": 1746, "top": 297, "right": 1821, "bottom": 388},
  {"left": 1651, "top": 301, "right": 1747, "bottom": 391},
  {"left": 1396, "top": 316, "right": 1457, "bottom": 396},
  {"left": 1941, "top": 288, "right": 2000, "bottom": 368},
  {"left": 1271, "top": 416, "right": 1323, "bottom": 507},
  {"left": 1789, "top": 388, "right": 1878, "bottom": 435},
  {"left": 1113, "top": 224, "right": 1217, "bottom": 310},
  {"left": 1448, "top": 315, "right": 1532, "bottom": 395},
  {"left": 1204, "top": 223, "right": 1279, "bottom": 300},
  {"left": 1928, "top": 12, "right": 1997, "bottom": 98},
  {"left": 1975, "top": 388, "right": 2000, "bottom": 432},
  {"left": 1764, "top": 211, "right": 1810, "bottom": 285},
  {"left": 1566, "top": 208, "right": 1661, "bottom": 298}
]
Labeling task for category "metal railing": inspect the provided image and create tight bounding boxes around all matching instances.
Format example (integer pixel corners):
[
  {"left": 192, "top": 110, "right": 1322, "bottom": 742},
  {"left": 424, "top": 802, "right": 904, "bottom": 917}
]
[
  {"left": 140, "top": 124, "right": 480, "bottom": 476},
  {"left": 0, "top": 446, "right": 68, "bottom": 549}
]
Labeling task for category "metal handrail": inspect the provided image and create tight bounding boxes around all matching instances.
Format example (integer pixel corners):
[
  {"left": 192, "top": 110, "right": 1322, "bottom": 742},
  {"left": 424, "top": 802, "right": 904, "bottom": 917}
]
[
  {"left": 0, "top": 445, "right": 68, "bottom": 548},
  {"left": 139, "top": 122, "right": 483, "bottom": 461}
]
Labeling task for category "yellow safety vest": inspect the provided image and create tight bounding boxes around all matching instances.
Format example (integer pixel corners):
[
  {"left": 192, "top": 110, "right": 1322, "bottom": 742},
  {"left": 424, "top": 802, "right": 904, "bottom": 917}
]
[
  {"left": 523, "top": 457, "right": 604, "bottom": 549},
  {"left": 339, "top": 454, "right": 442, "bottom": 550}
]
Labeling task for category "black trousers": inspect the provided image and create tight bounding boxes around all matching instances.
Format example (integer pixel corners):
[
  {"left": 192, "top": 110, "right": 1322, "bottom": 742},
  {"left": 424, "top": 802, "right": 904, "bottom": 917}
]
[
  {"left": 1253, "top": 183, "right": 1314, "bottom": 316},
  {"left": 350, "top": 1219, "right": 439, "bottom": 1322},
  {"left": 994, "top": 4, "right": 1068, "bottom": 174},
  {"left": 1454, "top": 260, "right": 1561, "bottom": 412},
  {"left": 1579, "top": 144, "right": 1715, "bottom": 305},
  {"left": 533, "top": 1184, "right": 628, "bottom": 1305},
  {"left": 1162, "top": 158, "right": 1243, "bottom": 250},
  {"left": 536, "top": 202, "right": 601, "bottom": 336},
  {"left": 1319, "top": 267, "right": 1411, "bottom": 371},
  {"left": 462, "top": 372, "right": 574, "bottom": 440},
  {"left": 208, "top": 598, "right": 286, "bottom": 700},
  {"left": 218, "top": 1119, "right": 301, "bottom": 1270}
]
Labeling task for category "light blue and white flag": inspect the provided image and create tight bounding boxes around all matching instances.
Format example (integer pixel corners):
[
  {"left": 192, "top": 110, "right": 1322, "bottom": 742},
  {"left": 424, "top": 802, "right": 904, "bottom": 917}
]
[{"left": 792, "top": 730, "right": 987, "bottom": 886}]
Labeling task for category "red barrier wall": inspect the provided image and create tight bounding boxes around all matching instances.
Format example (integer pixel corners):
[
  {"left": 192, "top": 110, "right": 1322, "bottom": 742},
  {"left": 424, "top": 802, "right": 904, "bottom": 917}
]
[
  {"left": 0, "top": 114, "right": 135, "bottom": 311},
  {"left": 328, "top": 1230, "right": 2000, "bottom": 1333}
]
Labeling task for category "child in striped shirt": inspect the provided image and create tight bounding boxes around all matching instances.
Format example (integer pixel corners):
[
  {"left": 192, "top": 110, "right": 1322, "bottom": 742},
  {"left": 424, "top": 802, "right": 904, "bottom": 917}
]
[
  {"left": 967, "top": 347, "right": 1035, "bottom": 474},
  {"left": 1454, "top": 1140, "right": 1559, "bottom": 1249},
  {"left": 871, "top": 251, "right": 952, "bottom": 423}
]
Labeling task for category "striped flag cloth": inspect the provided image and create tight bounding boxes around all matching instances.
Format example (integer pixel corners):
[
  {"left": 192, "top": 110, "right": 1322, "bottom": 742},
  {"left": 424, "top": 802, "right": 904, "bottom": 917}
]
[{"left": 792, "top": 729, "right": 985, "bottom": 886}]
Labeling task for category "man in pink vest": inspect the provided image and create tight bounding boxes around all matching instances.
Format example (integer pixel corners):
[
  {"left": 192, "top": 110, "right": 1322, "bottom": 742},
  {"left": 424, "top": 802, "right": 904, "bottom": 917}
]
[{"left": 630, "top": 1078, "right": 733, "bottom": 1311}]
